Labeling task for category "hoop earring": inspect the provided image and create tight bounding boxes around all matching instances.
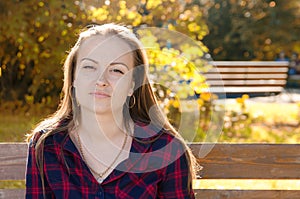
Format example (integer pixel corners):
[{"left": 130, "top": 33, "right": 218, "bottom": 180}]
[{"left": 126, "top": 95, "right": 136, "bottom": 109}]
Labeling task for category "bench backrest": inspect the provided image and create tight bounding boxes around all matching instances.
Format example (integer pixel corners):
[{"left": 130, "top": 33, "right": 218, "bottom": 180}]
[
  {"left": 1, "top": 143, "right": 300, "bottom": 199},
  {"left": 191, "top": 143, "right": 300, "bottom": 198},
  {"left": 205, "top": 61, "right": 289, "bottom": 97}
]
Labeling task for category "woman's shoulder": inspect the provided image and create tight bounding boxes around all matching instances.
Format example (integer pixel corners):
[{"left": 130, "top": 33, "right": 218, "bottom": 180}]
[
  {"left": 28, "top": 118, "right": 71, "bottom": 147},
  {"left": 134, "top": 122, "right": 187, "bottom": 156},
  {"left": 153, "top": 128, "right": 187, "bottom": 154},
  {"left": 29, "top": 128, "right": 68, "bottom": 148}
]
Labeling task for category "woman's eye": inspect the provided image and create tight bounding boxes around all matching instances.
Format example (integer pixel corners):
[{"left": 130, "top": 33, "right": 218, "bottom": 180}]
[
  {"left": 110, "top": 68, "right": 124, "bottom": 74},
  {"left": 83, "top": 65, "right": 96, "bottom": 70}
]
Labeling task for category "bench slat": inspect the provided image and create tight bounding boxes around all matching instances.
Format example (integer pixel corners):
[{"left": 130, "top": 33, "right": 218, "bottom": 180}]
[
  {"left": 202, "top": 61, "right": 290, "bottom": 97},
  {"left": 207, "top": 68, "right": 288, "bottom": 73},
  {"left": 207, "top": 79, "right": 286, "bottom": 86},
  {"left": 2, "top": 143, "right": 299, "bottom": 180},
  {"left": 190, "top": 143, "right": 300, "bottom": 179},
  {"left": 0, "top": 143, "right": 27, "bottom": 180},
  {"left": 194, "top": 189, "right": 300, "bottom": 199},
  {"left": 205, "top": 73, "right": 288, "bottom": 79},
  {"left": 210, "top": 61, "right": 289, "bottom": 67},
  {"left": 2, "top": 189, "right": 299, "bottom": 199},
  {"left": 206, "top": 86, "right": 284, "bottom": 93},
  {"left": 0, "top": 189, "right": 25, "bottom": 199}
]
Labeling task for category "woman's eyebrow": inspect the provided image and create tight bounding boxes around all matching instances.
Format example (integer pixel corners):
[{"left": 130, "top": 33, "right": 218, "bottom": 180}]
[
  {"left": 110, "top": 62, "right": 129, "bottom": 70},
  {"left": 80, "top": 58, "right": 99, "bottom": 64}
]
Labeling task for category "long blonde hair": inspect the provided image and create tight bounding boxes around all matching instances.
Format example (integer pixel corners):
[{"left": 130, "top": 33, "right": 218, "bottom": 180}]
[{"left": 27, "top": 23, "right": 198, "bottom": 193}]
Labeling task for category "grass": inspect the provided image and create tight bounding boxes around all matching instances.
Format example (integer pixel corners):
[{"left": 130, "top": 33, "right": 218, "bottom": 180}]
[
  {"left": 0, "top": 113, "right": 40, "bottom": 142},
  {"left": 0, "top": 112, "right": 48, "bottom": 142},
  {"left": 222, "top": 100, "right": 300, "bottom": 143},
  {"left": 235, "top": 100, "right": 299, "bottom": 126},
  {"left": 176, "top": 99, "right": 300, "bottom": 143},
  {"left": 0, "top": 180, "right": 25, "bottom": 189},
  {"left": 0, "top": 102, "right": 54, "bottom": 142}
]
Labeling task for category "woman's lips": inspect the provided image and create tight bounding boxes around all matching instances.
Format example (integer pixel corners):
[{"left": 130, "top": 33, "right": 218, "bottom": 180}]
[{"left": 90, "top": 91, "right": 111, "bottom": 98}]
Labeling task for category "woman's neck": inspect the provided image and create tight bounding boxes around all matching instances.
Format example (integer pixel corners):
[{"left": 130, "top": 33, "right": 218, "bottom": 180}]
[{"left": 78, "top": 108, "right": 127, "bottom": 142}]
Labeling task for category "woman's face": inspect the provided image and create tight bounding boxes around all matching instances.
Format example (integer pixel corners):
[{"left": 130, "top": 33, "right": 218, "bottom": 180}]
[{"left": 74, "top": 35, "right": 135, "bottom": 115}]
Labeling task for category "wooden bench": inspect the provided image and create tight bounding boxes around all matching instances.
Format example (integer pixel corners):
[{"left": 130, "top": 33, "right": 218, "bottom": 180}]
[
  {"left": 1, "top": 143, "right": 300, "bottom": 198},
  {"left": 204, "top": 61, "right": 289, "bottom": 98}
]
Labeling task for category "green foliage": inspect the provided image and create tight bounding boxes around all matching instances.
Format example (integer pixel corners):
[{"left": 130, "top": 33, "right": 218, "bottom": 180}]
[
  {"left": 203, "top": 0, "right": 300, "bottom": 60},
  {"left": 1, "top": 0, "right": 300, "bottom": 106},
  {"left": 0, "top": 1, "right": 92, "bottom": 103},
  {"left": 0, "top": 0, "right": 209, "bottom": 107}
]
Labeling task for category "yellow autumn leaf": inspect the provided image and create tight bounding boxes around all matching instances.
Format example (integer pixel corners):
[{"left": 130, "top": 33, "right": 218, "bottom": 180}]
[
  {"left": 116, "top": 15, "right": 122, "bottom": 21},
  {"left": 167, "top": 23, "right": 175, "bottom": 30},
  {"left": 119, "top": 9, "right": 126, "bottom": 16},
  {"left": 146, "top": 0, "right": 162, "bottom": 9},
  {"left": 92, "top": 8, "right": 109, "bottom": 21},
  {"left": 19, "top": 64, "right": 26, "bottom": 70},
  {"left": 236, "top": 97, "right": 243, "bottom": 103},
  {"left": 40, "top": 51, "right": 51, "bottom": 58},
  {"left": 45, "top": 11, "right": 50, "bottom": 17},
  {"left": 119, "top": 0, "right": 126, "bottom": 9},
  {"left": 242, "top": 94, "right": 249, "bottom": 100},
  {"left": 194, "top": 83, "right": 209, "bottom": 94},
  {"left": 200, "top": 92, "right": 211, "bottom": 101},
  {"left": 25, "top": 95, "right": 34, "bottom": 104},
  {"left": 172, "top": 100, "right": 180, "bottom": 108},
  {"left": 188, "top": 22, "right": 200, "bottom": 32},
  {"left": 81, "top": 14, "right": 86, "bottom": 19},
  {"left": 38, "top": 1, "right": 44, "bottom": 7},
  {"left": 197, "top": 99, "right": 204, "bottom": 106},
  {"left": 132, "top": 15, "right": 142, "bottom": 26},
  {"left": 61, "top": 30, "right": 67, "bottom": 36},
  {"left": 38, "top": 36, "right": 45, "bottom": 42},
  {"left": 127, "top": 11, "right": 136, "bottom": 20},
  {"left": 17, "top": 38, "right": 23, "bottom": 43},
  {"left": 35, "top": 21, "right": 41, "bottom": 28}
]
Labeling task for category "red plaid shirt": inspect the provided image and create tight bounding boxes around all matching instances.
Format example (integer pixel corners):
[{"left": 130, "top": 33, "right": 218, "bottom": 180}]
[{"left": 26, "top": 123, "right": 195, "bottom": 198}]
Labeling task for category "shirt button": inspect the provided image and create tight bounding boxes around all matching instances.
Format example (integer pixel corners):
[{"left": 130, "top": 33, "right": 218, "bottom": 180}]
[
  {"left": 96, "top": 186, "right": 104, "bottom": 199},
  {"left": 96, "top": 190, "right": 103, "bottom": 199}
]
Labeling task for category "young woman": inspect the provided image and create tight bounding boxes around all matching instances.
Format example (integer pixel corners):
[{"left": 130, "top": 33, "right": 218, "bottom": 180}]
[{"left": 26, "top": 24, "right": 198, "bottom": 198}]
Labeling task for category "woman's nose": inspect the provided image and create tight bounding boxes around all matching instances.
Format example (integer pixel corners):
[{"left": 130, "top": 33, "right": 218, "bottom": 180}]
[{"left": 96, "top": 73, "right": 108, "bottom": 87}]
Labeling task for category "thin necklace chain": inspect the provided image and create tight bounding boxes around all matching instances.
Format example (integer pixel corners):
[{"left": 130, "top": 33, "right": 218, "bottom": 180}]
[{"left": 76, "top": 130, "right": 128, "bottom": 181}]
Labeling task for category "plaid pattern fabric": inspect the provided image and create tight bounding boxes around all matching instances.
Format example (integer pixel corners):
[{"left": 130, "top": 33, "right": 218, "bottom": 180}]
[{"left": 26, "top": 123, "right": 195, "bottom": 199}]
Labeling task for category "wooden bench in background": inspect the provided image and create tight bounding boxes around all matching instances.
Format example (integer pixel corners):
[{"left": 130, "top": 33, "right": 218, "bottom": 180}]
[
  {"left": 1, "top": 143, "right": 300, "bottom": 199},
  {"left": 204, "top": 61, "right": 290, "bottom": 98}
]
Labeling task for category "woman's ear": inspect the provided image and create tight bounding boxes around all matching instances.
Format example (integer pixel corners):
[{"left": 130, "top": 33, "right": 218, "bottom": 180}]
[
  {"left": 73, "top": 77, "right": 79, "bottom": 88},
  {"left": 128, "top": 81, "right": 135, "bottom": 96}
]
